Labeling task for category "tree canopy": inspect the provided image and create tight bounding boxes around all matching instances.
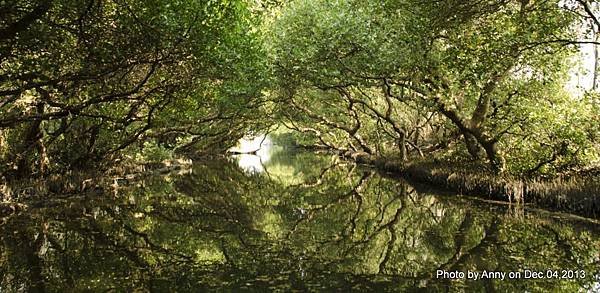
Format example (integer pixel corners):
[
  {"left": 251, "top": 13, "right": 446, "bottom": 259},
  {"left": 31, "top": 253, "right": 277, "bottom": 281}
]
[
  {"left": 0, "top": 0, "right": 599, "bottom": 177},
  {"left": 0, "top": 0, "right": 266, "bottom": 176},
  {"left": 268, "top": 0, "right": 599, "bottom": 175}
]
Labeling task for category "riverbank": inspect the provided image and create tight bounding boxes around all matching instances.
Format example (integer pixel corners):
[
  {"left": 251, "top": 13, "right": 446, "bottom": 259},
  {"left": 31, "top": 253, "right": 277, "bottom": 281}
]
[
  {"left": 337, "top": 150, "right": 600, "bottom": 219},
  {"left": 0, "top": 158, "right": 193, "bottom": 217}
]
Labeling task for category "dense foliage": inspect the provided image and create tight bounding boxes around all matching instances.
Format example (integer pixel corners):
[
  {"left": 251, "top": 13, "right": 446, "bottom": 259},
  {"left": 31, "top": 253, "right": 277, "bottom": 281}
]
[
  {"left": 0, "top": 0, "right": 267, "bottom": 177},
  {"left": 0, "top": 0, "right": 599, "bottom": 178},
  {"left": 268, "top": 0, "right": 600, "bottom": 175}
]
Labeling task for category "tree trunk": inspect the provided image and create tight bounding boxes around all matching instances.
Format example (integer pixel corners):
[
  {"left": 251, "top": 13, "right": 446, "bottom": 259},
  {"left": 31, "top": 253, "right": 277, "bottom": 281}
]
[
  {"left": 593, "top": 31, "right": 599, "bottom": 90},
  {"left": 398, "top": 131, "right": 407, "bottom": 161},
  {"left": 463, "top": 133, "right": 483, "bottom": 160},
  {"left": 481, "top": 139, "right": 505, "bottom": 173},
  {"left": 16, "top": 103, "right": 46, "bottom": 176}
]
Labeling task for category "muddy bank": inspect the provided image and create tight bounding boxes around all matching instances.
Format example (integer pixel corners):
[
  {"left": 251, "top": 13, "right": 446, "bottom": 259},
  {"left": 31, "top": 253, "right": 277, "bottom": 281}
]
[{"left": 339, "top": 150, "right": 599, "bottom": 219}]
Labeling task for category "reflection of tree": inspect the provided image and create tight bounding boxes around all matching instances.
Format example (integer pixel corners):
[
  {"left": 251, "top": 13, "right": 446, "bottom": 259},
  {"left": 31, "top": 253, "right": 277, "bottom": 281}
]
[
  {"left": 265, "top": 158, "right": 599, "bottom": 291},
  {"left": 0, "top": 155, "right": 598, "bottom": 291},
  {"left": 1, "top": 220, "right": 47, "bottom": 292}
]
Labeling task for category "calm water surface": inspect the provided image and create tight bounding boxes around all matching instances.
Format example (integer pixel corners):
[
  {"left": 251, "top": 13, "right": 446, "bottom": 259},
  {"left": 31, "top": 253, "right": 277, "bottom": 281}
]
[{"left": 1, "top": 146, "right": 599, "bottom": 292}]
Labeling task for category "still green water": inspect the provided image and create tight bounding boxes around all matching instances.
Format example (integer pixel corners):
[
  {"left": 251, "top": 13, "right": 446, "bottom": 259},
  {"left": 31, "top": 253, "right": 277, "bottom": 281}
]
[{"left": 1, "top": 147, "right": 599, "bottom": 292}]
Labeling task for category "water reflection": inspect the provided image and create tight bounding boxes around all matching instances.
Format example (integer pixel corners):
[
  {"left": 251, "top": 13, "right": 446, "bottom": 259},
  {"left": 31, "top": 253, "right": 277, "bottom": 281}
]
[
  {"left": 0, "top": 150, "right": 598, "bottom": 291},
  {"left": 230, "top": 135, "right": 273, "bottom": 174}
]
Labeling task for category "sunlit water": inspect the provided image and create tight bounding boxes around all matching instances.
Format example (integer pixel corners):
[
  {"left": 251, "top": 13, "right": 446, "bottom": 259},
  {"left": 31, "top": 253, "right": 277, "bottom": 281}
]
[
  {"left": 1, "top": 146, "right": 599, "bottom": 291},
  {"left": 229, "top": 135, "right": 273, "bottom": 174}
]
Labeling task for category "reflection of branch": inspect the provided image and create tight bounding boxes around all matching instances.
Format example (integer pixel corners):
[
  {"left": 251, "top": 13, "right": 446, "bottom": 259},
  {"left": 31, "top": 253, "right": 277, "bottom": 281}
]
[
  {"left": 340, "top": 195, "right": 406, "bottom": 260},
  {"left": 428, "top": 219, "right": 501, "bottom": 280},
  {"left": 258, "top": 154, "right": 272, "bottom": 178},
  {"left": 102, "top": 207, "right": 196, "bottom": 263},
  {"left": 285, "top": 171, "right": 371, "bottom": 241},
  {"left": 439, "top": 212, "right": 474, "bottom": 270},
  {"left": 75, "top": 223, "right": 148, "bottom": 268},
  {"left": 121, "top": 223, "right": 194, "bottom": 262},
  {"left": 371, "top": 179, "right": 408, "bottom": 230},
  {"left": 287, "top": 160, "right": 342, "bottom": 189},
  {"left": 347, "top": 177, "right": 365, "bottom": 237},
  {"left": 377, "top": 204, "right": 402, "bottom": 273},
  {"left": 540, "top": 224, "right": 576, "bottom": 263}
]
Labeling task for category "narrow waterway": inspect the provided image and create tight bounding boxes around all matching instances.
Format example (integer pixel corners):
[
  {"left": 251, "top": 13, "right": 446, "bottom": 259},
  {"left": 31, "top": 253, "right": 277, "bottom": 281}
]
[{"left": 1, "top": 144, "right": 598, "bottom": 291}]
